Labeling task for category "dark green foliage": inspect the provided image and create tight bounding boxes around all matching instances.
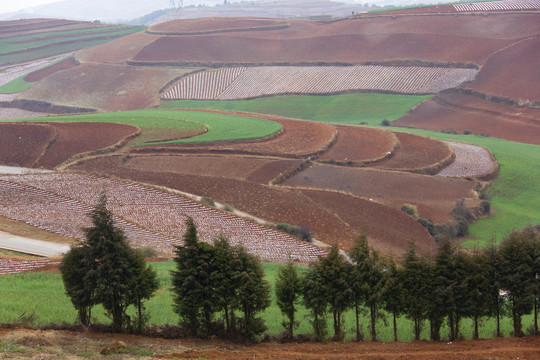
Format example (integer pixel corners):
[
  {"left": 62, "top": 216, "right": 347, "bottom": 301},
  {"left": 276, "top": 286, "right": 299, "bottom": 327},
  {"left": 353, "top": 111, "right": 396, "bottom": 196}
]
[
  {"left": 130, "top": 249, "right": 159, "bottom": 333},
  {"left": 302, "top": 266, "right": 328, "bottom": 341},
  {"left": 275, "top": 260, "right": 304, "bottom": 338},
  {"left": 498, "top": 227, "right": 539, "bottom": 337},
  {"left": 60, "top": 193, "right": 158, "bottom": 332},
  {"left": 400, "top": 204, "right": 418, "bottom": 219},
  {"left": 172, "top": 217, "right": 217, "bottom": 337},
  {"left": 59, "top": 245, "right": 93, "bottom": 327},
  {"left": 382, "top": 257, "right": 405, "bottom": 341},
  {"left": 349, "top": 232, "right": 388, "bottom": 341},
  {"left": 276, "top": 223, "right": 313, "bottom": 243},
  {"left": 483, "top": 240, "right": 507, "bottom": 337}
]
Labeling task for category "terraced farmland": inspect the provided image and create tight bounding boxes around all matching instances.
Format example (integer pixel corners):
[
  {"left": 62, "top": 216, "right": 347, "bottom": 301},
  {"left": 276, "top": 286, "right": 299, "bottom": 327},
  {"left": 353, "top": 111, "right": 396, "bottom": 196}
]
[
  {"left": 0, "top": 172, "right": 326, "bottom": 263},
  {"left": 163, "top": 66, "right": 478, "bottom": 100},
  {"left": 454, "top": 0, "right": 540, "bottom": 12},
  {"left": 0, "top": 258, "right": 60, "bottom": 275},
  {"left": 437, "top": 141, "right": 497, "bottom": 178}
]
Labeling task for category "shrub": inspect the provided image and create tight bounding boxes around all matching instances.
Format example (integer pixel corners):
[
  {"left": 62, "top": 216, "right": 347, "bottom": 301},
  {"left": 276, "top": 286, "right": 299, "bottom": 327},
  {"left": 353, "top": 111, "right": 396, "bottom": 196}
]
[
  {"left": 463, "top": 130, "right": 471, "bottom": 135},
  {"left": 481, "top": 200, "right": 491, "bottom": 214},
  {"left": 201, "top": 196, "right": 215, "bottom": 206},
  {"left": 381, "top": 119, "right": 391, "bottom": 126},
  {"left": 276, "top": 223, "right": 313, "bottom": 243},
  {"left": 400, "top": 204, "right": 418, "bottom": 219}
]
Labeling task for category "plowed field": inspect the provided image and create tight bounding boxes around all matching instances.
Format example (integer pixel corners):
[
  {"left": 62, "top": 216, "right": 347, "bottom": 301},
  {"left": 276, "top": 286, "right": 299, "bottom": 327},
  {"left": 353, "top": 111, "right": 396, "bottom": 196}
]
[
  {"left": 148, "top": 17, "right": 289, "bottom": 34},
  {"left": 0, "top": 123, "right": 56, "bottom": 167},
  {"left": 23, "top": 56, "right": 78, "bottom": 82},
  {"left": 282, "top": 163, "right": 476, "bottom": 223},
  {"left": 371, "top": 132, "right": 453, "bottom": 173},
  {"left": 394, "top": 93, "right": 540, "bottom": 145}
]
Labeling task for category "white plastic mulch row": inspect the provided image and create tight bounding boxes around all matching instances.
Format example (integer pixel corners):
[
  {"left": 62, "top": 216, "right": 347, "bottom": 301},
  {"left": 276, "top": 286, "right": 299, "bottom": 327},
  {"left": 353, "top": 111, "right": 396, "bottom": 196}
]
[
  {"left": 454, "top": 0, "right": 540, "bottom": 11},
  {"left": 436, "top": 141, "right": 497, "bottom": 177},
  {"left": 0, "top": 173, "right": 327, "bottom": 263},
  {"left": 163, "top": 66, "right": 478, "bottom": 100},
  {"left": 0, "top": 258, "right": 60, "bottom": 275},
  {"left": 0, "top": 53, "right": 72, "bottom": 87}
]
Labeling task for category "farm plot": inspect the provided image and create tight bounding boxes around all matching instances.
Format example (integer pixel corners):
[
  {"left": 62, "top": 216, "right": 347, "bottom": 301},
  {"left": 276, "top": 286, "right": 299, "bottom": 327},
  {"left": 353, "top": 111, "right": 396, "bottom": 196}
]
[
  {"left": 140, "top": 111, "right": 335, "bottom": 157},
  {"left": 122, "top": 155, "right": 302, "bottom": 184},
  {"left": 0, "top": 53, "right": 70, "bottom": 88},
  {"left": 148, "top": 17, "right": 289, "bottom": 35},
  {"left": 282, "top": 164, "right": 477, "bottom": 223},
  {"left": 70, "top": 156, "right": 435, "bottom": 254},
  {"left": 317, "top": 125, "right": 398, "bottom": 165},
  {"left": 0, "top": 123, "right": 56, "bottom": 167},
  {"left": 0, "top": 173, "right": 326, "bottom": 263},
  {"left": 370, "top": 132, "right": 454, "bottom": 174},
  {"left": 0, "top": 258, "right": 60, "bottom": 275},
  {"left": 394, "top": 93, "right": 540, "bottom": 145},
  {"left": 23, "top": 56, "right": 78, "bottom": 82},
  {"left": 454, "top": 0, "right": 540, "bottom": 12},
  {"left": 437, "top": 141, "right": 497, "bottom": 178},
  {"left": 163, "top": 66, "right": 478, "bottom": 100}
]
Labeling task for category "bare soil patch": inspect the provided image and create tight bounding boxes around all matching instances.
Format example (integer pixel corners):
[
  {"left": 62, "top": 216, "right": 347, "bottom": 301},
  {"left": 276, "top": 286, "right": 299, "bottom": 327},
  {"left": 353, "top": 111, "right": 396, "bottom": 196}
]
[
  {"left": 20, "top": 63, "right": 191, "bottom": 112},
  {"left": 122, "top": 154, "right": 301, "bottom": 183},
  {"left": 33, "top": 122, "right": 139, "bottom": 169},
  {"left": 317, "top": 125, "right": 397, "bottom": 164},
  {"left": 148, "top": 17, "right": 289, "bottom": 34},
  {"left": 1, "top": 328, "right": 539, "bottom": 359},
  {"left": 394, "top": 93, "right": 540, "bottom": 145},
  {"left": 282, "top": 163, "right": 476, "bottom": 223},
  {"left": 371, "top": 132, "right": 454, "bottom": 174},
  {"left": 0, "top": 123, "right": 56, "bottom": 167},
  {"left": 23, "top": 56, "right": 78, "bottom": 82},
  {"left": 463, "top": 35, "right": 540, "bottom": 102}
]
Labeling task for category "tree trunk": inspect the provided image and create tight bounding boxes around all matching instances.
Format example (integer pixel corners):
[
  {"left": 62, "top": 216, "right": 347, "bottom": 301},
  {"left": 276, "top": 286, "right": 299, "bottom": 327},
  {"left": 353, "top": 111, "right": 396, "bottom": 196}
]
[
  {"left": 393, "top": 312, "right": 398, "bottom": 342},
  {"left": 370, "top": 304, "right": 377, "bottom": 341},
  {"left": 355, "top": 300, "right": 360, "bottom": 341},
  {"left": 473, "top": 315, "right": 479, "bottom": 340}
]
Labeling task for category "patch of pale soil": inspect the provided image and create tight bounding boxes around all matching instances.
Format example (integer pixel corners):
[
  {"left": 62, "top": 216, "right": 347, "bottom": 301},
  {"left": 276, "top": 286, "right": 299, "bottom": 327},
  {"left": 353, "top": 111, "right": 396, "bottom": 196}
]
[
  {"left": 0, "top": 93, "right": 19, "bottom": 101},
  {"left": 437, "top": 141, "right": 497, "bottom": 177},
  {"left": 0, "top": 107, "right": 49, "bottom": 120}
]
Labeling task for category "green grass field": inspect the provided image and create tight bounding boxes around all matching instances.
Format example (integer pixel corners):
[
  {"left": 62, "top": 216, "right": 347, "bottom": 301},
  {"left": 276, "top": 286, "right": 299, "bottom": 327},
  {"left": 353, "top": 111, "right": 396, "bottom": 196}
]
[
  {"left": 0, "top": 75, "right": 35, "bottom": 94},
  {"left": 0, "top": 261, "right": 527, "bottom": 341},
  {"left": 161, "top": 94, "right": 540, "bottom": 248},
  {"left": 161, "top": 93, "right": 434, "bottom": 126},
  {"left": 2, "top": 110, "right": 282, "bottom": 147}
]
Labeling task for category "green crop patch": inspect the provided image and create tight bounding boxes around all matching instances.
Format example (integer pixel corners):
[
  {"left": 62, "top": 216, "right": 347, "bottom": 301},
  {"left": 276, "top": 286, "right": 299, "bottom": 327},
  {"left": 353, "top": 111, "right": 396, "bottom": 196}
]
[{"left": 161, "top": 93, "right": 433, "bottom": 126}]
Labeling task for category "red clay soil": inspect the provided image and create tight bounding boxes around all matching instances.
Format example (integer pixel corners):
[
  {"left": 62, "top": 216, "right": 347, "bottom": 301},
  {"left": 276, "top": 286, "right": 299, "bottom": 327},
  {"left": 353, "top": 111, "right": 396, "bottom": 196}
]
[
  {"left": 23, "top": 56, "right": 78, "bottom": 82},
  {"left": 395, "top": 93, "right": 540, "bottom": 145},
  {"left": 34, "top": 122, "right": 138, "bottom": 168},
  {"left": 20, "top": 63, "right": 190, "bottom": 112},
  {"left": 0, "top": 123, "right": 56, "bottom": 167},
  {"left": 10, "top": 27, "right": 132, "bottom": 44},
  {"left": 282, "top": 163, "right": 476, "bottom": 223},
  {"left": 0, "top": 19, "right": 84, "bottom": 39},
  {"left": 317, "top": 125, "right": 397, "bottom": 164},
  {"left": 146, "top": 110, "right": 337, "bottom": 158},
  {"left": 76, "top": 31, "right": 157, "bottom": 64},
  {"left": 463, "top": 35, "right": 540, "bottom": 102},
  {"left": 132, "top": 14, "right": 540, "bottom": 66},
  {"left": 148, "top": 17, "right": 289, "bottom": 34},
  {"left": 383, "top": 4, "right": 457, "bottom": 14},
  {"left": 302, "top": 189, "right": 435, "bottom": 255},
  {"left": 121, "top": 154, "right": 301, "bottom": 183},
  {"left": 370, "top": 132, "right": 453, "bottom": 172},
  {"left": 69, "top": 155, "right": 432, "bottom": 254}
]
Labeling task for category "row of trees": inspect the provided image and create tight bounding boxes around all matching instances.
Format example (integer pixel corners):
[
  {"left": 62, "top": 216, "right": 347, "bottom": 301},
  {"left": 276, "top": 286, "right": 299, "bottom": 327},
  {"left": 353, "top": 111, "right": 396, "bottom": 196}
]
[{"left": 60, "top": 194, "right": 540, "bottom": 341}]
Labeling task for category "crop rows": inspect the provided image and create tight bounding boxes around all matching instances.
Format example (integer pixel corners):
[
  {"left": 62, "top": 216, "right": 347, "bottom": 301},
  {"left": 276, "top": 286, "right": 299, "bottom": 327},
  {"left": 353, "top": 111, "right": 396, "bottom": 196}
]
[
  {"left": 453, "top": 0, "right": 540, "bottom": 11},
  {"left": 0, "top": 258, "right": 60, "bottom": 275},
  {"left": 163, "top": 66, "right": 478, "bottom": 100},
  {"left": 0, "top": 54, "right": 70, "bottom": 87},
  {"left": 0, "top": 173, "right": 326, "bottom": 262},
  {"left": 436, "top": 141, "right": 496, "bottom": 177}
]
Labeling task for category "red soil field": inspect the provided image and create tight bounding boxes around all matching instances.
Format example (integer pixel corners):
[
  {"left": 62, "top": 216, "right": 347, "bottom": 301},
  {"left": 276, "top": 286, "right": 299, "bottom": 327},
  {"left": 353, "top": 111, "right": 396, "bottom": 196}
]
[
  {"left": 145, "top": 110, "right": 337, "bottom": 158},
  {"left": 122, "top": 155, "right": 301, "bottom": 183},
  {"left": 282, "top": 163, "right": 476, "bottom": 223},
  {"left": 34, "top": 122, "right": 138, "bottom": 168},
  {"left": 132, "top": 14, "right": 539, "bottom": 66},
  {"left": 370, "top": 132, "right": 453, "bottom": 173},
  {"left": 148, "top": 17, "right": 289, "bottom": 34},
  {"left": 394, "top": 93, "right": 540, "bottom": 145},
  {"left": 0, "top": 19, "right": 85, "bottom": 39},
  {"left": 23, "top": 56, "right": 78, "bottom": 82},
  {"left": 317, "top": 125, "right": 397, "bottom": 164},
  {"left": 76, "top": 31, "right": 157, "bottom": 64},
  {"left": 21, "top": 63, "right": 191, "bottom": 111},
  {"left": 0, "top": 123, "right": 56, "bottom": 167},
  {"left": 69, "top": 155, "right": 434, "bottom": 255},
  {"left": 462, "top": 35, "right": 540, "bottom": 102}
]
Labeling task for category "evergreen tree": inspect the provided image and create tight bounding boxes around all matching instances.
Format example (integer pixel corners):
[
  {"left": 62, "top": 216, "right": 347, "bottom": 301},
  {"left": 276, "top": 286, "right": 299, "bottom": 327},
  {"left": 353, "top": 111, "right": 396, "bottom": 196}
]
[
  {"left": 275, "top": 259, "right": 303, "bottom": 338},
  {"left": 303, "top": 264, "right": 328, "bottom": 341},
  {"left": 382, "top": 256, "right": 405, "bottom": 342},
  {"left": 484, "top": 239, "right": 506, "bottom": 337},
  {"left": 129, "top": 249, "right": 159, "bottom": 333},
  {"left": 498, "top": 229, "right": 536, "bottom": 337},
  {"left": 317, "top": 245, "right": 353, "bottom": 340},
  {"left": 349, "top": 232, "right": 387, "bottom": 341},
  {"left": 172, "top": 217, "right": 217, "bottom": 337},
  {"left": 401, "top": 242, "right": 431, "bottom": 340},
  {"left": 61, "top": 193, "right": 158, "bottom": 332},
  {"left": 59, "top": 245, "right": 94, "bottom": 327},
  {"left": 233, "top": 245, "right": 272, "bottom": 341},
  {"left": 463, "top": 249, "right": 490, "bottom": 340}
]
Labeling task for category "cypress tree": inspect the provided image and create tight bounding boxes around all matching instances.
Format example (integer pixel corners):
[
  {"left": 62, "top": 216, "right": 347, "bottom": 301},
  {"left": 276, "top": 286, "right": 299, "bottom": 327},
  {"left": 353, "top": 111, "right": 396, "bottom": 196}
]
[
  {"left": 382, "top": 256, "right": 404, "bottom": 342},
  {"left": 275, "top": 259, "right": 303, "bottom": 338},
  {"left": 303, "top": 264, "right": 328, "bottom": 341}
]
